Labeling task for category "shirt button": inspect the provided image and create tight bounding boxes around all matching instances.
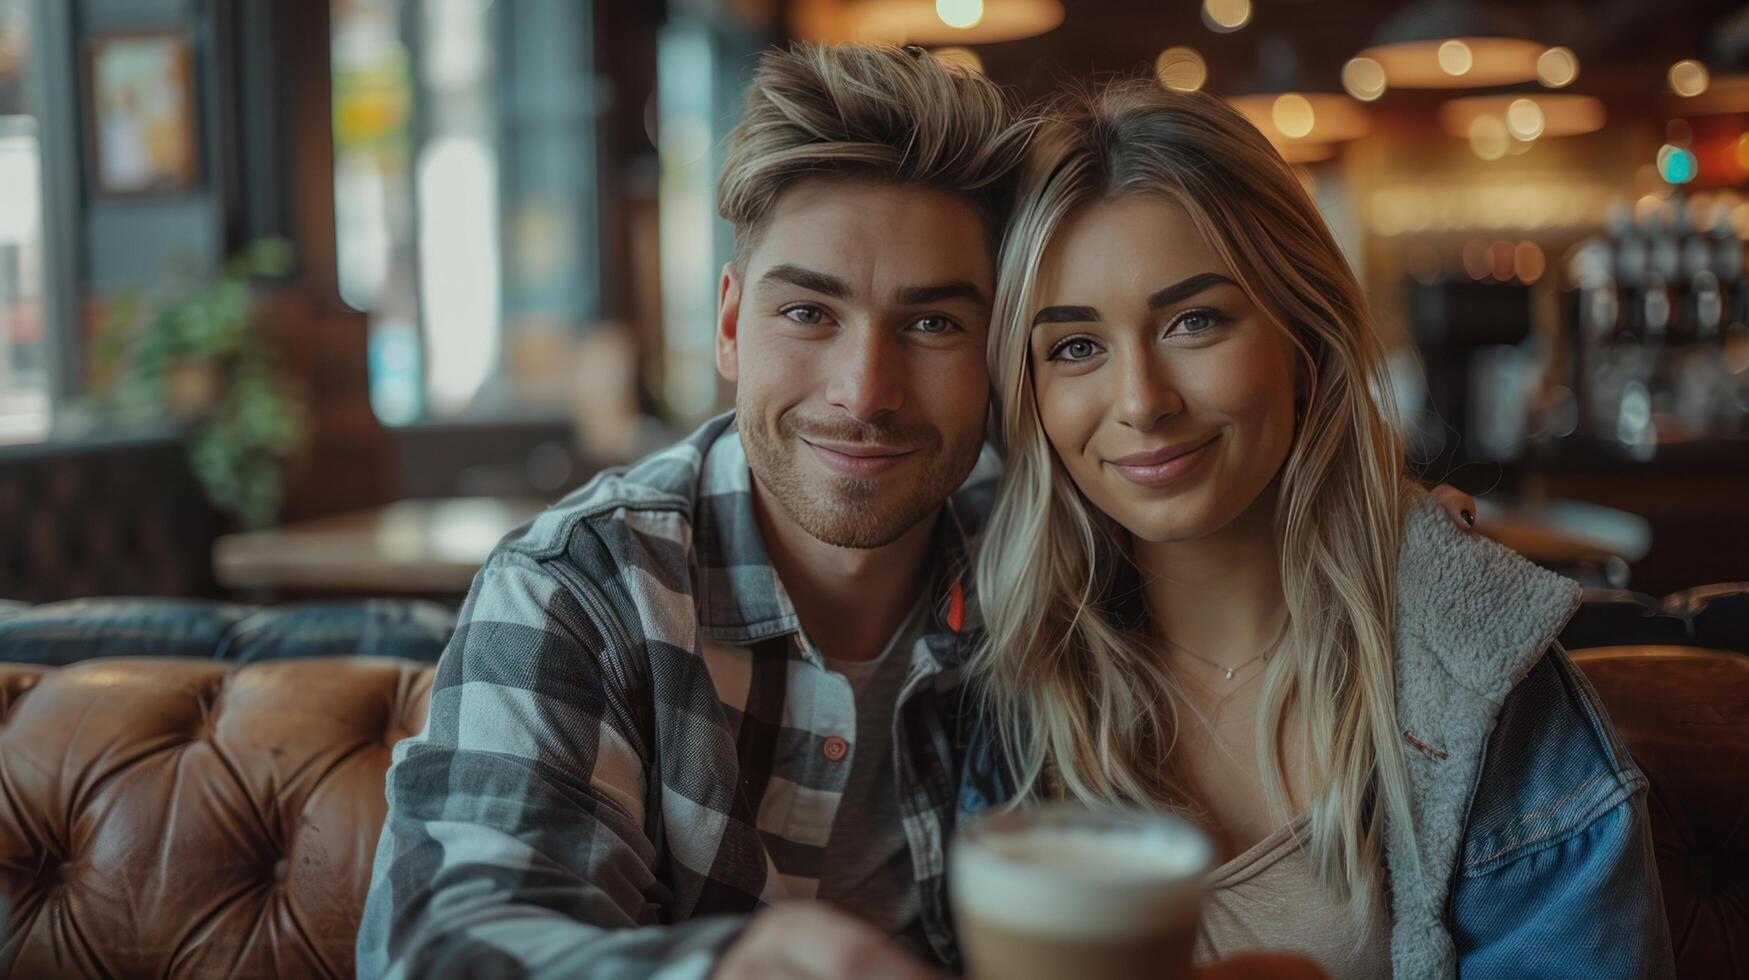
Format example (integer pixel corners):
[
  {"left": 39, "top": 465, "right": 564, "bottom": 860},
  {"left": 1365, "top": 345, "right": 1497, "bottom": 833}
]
[{"left": 822, "top": 736, "right": 849, "bottom": 762}]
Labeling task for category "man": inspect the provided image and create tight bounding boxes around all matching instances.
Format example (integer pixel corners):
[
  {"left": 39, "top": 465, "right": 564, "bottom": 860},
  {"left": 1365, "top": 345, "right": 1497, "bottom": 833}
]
[
  {"left": 358, "top": 43, "right": 1474, "bottom": 980},
  {"left": 358, "top": 43, "right": 1028, "bottom": 980}
]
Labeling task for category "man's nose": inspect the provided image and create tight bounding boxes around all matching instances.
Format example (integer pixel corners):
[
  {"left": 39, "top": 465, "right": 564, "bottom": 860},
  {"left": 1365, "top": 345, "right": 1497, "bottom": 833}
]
[{"left": 825, "top": 326, "right": 905, "bottom": 422}]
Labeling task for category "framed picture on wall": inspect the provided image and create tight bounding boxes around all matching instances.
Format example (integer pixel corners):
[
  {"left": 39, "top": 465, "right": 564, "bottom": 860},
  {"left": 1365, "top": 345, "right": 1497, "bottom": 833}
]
[{"left": 84, "top": 31, "right": 200, "bottom": 195}]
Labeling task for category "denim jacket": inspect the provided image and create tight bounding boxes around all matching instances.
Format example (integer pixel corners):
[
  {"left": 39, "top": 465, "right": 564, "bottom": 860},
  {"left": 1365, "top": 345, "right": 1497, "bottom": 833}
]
[{"left": 959, "top": 493, "right": 1675, "bottom": 979}]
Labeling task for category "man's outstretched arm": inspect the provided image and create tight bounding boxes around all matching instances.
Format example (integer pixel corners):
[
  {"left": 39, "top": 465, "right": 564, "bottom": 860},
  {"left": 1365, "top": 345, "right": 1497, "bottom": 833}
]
[{"left": 356, "top": 549, "right": 746, "bottom": 980}]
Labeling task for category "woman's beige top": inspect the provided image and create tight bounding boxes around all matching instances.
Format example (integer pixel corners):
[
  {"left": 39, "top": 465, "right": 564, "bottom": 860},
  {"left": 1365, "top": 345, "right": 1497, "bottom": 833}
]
[{"left": 1193, "top": 818, "right": 1393, "bottom": 979}]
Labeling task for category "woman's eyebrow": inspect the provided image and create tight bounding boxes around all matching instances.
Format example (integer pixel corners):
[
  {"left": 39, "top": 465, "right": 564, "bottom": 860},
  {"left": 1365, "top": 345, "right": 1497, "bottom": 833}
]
[
  {"left": 1147, "top": 272, "right": 1237, "bottom": 310},
  {"left": 1031, "top": 305, "right": 1100, "bottom": 327}
]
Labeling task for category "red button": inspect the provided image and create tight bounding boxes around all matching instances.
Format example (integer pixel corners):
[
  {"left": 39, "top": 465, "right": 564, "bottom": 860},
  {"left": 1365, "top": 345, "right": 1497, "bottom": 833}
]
[{"left": 822, "top": 736, "right": 849, "bottom": 762}]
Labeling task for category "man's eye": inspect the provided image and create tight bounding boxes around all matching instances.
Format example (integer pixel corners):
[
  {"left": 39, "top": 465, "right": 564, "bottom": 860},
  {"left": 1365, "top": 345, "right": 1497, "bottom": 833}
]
[
  {"left": 911, "top": 315, "right": 959, "bottom": 334},
  {"left": 783, "top": 305, "right": 826, "bottom": 326}
]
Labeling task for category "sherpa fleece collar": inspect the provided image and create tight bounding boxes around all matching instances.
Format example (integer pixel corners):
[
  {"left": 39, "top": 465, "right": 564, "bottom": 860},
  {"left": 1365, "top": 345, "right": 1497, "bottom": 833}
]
[{"left": 1385, "top": 490, "right": 1583, "bottom": 978}]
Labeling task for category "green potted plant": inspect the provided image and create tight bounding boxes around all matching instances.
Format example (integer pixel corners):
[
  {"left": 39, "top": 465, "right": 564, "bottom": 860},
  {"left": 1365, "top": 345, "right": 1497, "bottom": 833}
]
[{"left": 93, "top": 239, "right": 305, "bottom": 528}]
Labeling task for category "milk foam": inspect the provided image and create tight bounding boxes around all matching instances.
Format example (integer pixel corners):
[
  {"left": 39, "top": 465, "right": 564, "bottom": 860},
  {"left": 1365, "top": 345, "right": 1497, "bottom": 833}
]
[{"left": 951, "top": 822, "right": 1213, "bottom": 938}]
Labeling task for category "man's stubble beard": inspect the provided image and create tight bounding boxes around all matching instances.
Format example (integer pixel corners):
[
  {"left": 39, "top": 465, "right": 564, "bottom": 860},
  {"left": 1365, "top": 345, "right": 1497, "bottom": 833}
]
[{"left": 741, "top": 410, "right": 981, "bottom": 550}]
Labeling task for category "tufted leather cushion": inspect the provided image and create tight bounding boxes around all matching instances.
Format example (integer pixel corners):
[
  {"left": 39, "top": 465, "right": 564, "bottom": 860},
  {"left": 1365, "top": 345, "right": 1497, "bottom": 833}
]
[
  {"left": 0, "top": 657, "right": 432, "bottom": 977},
  {"left": 1572, "top": 647, "right": 1749, "bottom": 978}
]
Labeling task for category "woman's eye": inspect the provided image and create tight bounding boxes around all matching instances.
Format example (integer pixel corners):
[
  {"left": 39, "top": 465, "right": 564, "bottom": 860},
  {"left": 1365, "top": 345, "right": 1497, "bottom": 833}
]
[
  {"left": 1051, "top": 338, "right": 1100, "bottom": 361},
  {"left": 912, "top": 315, "right": 958, "bottom": 334},
  {"left": 1170, "top": 309, "right": 1226, "bottom": 335},
  {"left": 783, "top": 305, "right": 826, "bottom": 326}
]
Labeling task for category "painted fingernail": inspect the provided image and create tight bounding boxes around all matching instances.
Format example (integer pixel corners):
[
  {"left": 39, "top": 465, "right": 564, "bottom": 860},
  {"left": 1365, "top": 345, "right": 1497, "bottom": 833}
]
[{"left": 1461, "top": 509, "right": 1475, "bottom": 527}]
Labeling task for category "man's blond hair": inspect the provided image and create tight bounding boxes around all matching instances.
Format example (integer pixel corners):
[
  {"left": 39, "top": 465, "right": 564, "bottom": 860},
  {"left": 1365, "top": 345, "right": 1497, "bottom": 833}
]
[{"left": 717, "top": 43, "right": 1033, "bottom": 261}]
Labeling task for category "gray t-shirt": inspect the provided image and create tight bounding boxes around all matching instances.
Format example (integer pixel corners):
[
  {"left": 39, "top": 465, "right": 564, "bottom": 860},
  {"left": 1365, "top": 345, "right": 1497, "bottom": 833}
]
[{"left": 816, "top": 600, "right": 928, "bottom": 943}]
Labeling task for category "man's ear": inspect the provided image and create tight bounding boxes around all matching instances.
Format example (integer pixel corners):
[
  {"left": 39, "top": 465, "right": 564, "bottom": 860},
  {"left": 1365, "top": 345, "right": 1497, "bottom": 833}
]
[{"left": 716, "top": 262, "right": 741, "bottom": 383}]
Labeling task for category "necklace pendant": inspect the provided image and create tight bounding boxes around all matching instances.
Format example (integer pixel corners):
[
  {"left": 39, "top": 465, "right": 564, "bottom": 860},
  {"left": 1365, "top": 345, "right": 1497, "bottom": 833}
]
[{"left": 1224, "top": 668, "right": 1235, "bottom": 681}]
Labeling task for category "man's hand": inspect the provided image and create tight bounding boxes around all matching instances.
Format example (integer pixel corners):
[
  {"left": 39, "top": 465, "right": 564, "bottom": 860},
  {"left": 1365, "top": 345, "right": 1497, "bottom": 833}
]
[
  {"left": 716, "top": 903, "right": 940, "bottom": 980},
  {"left": 1430, "top": 483, "right": 1478, "bottom": 531}
]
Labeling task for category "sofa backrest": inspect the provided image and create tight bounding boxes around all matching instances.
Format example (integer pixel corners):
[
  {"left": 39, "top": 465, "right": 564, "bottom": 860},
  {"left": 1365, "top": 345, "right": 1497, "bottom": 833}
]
[
  {"left": 0, "top": 657, "right": 432, "bottom": 976},
  {"left": 0, "top": 599, "right": 455, "bottom": 665},
  {"left": 1569, "top": 645, "right": 1749, "bottom": 979}
]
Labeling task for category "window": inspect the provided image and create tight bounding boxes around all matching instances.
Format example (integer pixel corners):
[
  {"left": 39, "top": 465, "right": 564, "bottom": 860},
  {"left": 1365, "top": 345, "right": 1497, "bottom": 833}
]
[
  {"left": 334, "top": 0, "right": 604, "bottom": 427},
  {"left": 0, "top": 0, "right": 49, "bottom": 444}
]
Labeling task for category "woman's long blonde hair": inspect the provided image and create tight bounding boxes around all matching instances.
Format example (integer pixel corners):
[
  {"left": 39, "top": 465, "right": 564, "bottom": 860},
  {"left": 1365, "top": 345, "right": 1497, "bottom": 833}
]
[{"left": 973, "top": 81, "right": 1416, "bottom": 916}]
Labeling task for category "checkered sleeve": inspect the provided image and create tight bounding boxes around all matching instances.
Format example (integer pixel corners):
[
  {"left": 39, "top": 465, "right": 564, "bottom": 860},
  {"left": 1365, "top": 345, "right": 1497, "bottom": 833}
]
[{"left": 356, "top": 547, "right": 749, "bottom": 980}]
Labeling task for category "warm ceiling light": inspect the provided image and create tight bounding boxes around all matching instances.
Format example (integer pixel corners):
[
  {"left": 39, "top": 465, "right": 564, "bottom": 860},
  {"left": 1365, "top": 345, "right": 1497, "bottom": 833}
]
[
  {"left": 1342, "top": 57, "right": 1387, "bottom": 101},
  {"left": 1228, "top": 93, "right": 1370, "bottom": 149},
  {"left": 818, "top": 0, "right": 1064, "bottom": 45},
  {"left": 1515, "top": 241, "right": 1546, "bottom": 283},
  {"left": 1156, "top": 47, "right": 1208, "bottom": 92},
  {"left": 931, "top": 46, "right": 984, "bottom": 73},
  {"left": 1438, "top": 40, "right": 1474, "bottom": 76},
  {"left": 1505, "top": 98, "right": 1544, "bottom": 140},
  {"left": 1440, "top": 94, "right": 1605, "bottom": 141},
  {"left": 1356, "top": 37, "right": 1544, "bottom": 88},
  {"left": 1536, "top": 46, "right": 1578, "bottom": 88},
  {"left": 1468, "top": 116, "right": 1508, "bottom": 160},
  {"left": 1658, "top": 71, "right": 1749, "bottom": 114},
  {"left": 1203, "top": 0, "right": 1252, "bottom": 33},
  {"left": 1669, "top": 59, "right": 1710, "bottom": 97},
  {"left": 1272, "top": 94, "right": 1316, "bottom": 139},
  {"left": 936, "top": 0, "right": 983, "bottom": 29}
]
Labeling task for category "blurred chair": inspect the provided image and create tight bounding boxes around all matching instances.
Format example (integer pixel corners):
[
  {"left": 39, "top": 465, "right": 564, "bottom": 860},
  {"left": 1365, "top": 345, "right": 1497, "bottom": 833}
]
[
  {"left": 1562, "top": 584, "right": 1749, "bottom": 655},
  {"left": 0, "top": 435, "right": 223, "bottom": 602},
  {"left": 1666, "top": 583, "right": 1749, "bottom": 655},
  {"left": 391, "top": 415, "right": 584, "bottom": 499},
  {"left": 1570, "top": 646, "right": 1749, "bottom": 979},
  {"left": 1560, "top": 589, "right": 1692, "bottom": 650}
]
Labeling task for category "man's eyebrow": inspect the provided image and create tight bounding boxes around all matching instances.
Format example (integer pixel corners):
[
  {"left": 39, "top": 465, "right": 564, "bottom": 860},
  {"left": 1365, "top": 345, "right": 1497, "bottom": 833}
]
[
  {"left": 1147, "top": 272, "right": 1238, "bottom": 310},
  {"left": 896, "top": 280, "right": 989, "bottom": 308},
  {"left": 757, "top": 264, "right": 851, "bottom": 299},
  {"left": 1032, "top": 305, "right": 1100, "bottom": 327}
]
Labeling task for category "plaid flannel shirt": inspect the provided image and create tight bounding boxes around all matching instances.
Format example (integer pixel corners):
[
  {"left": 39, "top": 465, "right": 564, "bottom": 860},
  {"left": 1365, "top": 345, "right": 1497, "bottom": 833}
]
[{"left": 357, "top": 413, "right": 998, "bottom": 979}]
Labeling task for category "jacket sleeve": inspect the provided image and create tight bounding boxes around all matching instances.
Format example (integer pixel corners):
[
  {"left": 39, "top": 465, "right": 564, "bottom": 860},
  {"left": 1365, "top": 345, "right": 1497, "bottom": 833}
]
[
  {"left": 1450, "top": 790, "right": 1673, "bottom": 978},
  {"left": 1448, "top": 649, "right": 1675, "bottom": 979},
  {"left": 355, "top": 549, "right": 748, "bottom": 980}
]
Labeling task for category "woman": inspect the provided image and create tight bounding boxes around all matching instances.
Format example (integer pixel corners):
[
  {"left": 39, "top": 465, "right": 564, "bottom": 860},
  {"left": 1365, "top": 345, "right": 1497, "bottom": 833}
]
[{"left": 965, "top": 81, "right": 1673, "bottom": 979}]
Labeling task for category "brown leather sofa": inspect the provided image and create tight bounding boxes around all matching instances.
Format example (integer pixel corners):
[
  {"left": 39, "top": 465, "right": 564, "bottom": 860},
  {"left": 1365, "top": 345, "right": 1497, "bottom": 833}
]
[
  {"left": 1570, "top": 646, "right": 1749, "bottom": 977},
  {"left": 0, "top": 657, "right": 432, "bottom": 976},
  {"left": 0, "top": 619, "right": 1742, "bottom": 975}
]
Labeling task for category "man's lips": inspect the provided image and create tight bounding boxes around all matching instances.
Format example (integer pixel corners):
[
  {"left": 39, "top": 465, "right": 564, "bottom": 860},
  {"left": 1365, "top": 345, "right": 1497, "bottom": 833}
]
[
  {"left": 801, "top": 438, "right": 916, "bottom": 477},
  {"left": 1104, "top": 433, "right": 1220, "bottom": 487}
]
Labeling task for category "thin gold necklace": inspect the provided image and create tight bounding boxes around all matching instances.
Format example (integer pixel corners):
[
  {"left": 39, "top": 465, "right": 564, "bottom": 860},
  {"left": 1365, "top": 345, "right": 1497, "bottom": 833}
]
[{"left": 1162, "top": 618, "right": 1290, "bottom": 682}]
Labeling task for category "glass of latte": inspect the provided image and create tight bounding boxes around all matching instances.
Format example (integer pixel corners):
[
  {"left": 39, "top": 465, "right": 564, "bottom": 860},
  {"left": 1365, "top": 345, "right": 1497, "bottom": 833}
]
[{"left": 950, "top": 804, "right": 1214, "bottom": 980}]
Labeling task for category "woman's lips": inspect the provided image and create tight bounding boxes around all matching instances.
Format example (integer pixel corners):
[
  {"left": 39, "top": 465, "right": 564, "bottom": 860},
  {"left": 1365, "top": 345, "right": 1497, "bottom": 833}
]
[
  {"left": 1105, "top": 434, "right": 1220, "bottom": 488},
  {"left": 803, "top": 440, "right": 915, "bottom": 478}
]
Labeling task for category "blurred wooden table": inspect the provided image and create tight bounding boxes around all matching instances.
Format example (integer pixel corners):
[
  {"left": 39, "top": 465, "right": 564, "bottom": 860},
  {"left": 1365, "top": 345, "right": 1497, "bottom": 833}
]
[
  {"left": 214, "top": 494, "right": 1649, "bottom": 596},
  {"left": 1476, "top": 498, "right": 1652, "bottom": 580},
  {"left": 213, "top": 497, "right": 548, "bottom": 594}
]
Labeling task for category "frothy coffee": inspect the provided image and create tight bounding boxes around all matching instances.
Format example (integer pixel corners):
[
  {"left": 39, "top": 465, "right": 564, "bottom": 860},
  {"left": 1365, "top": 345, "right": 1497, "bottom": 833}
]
[{"left": 951, "top": 806, "right": 1213, "bottom": 980}]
